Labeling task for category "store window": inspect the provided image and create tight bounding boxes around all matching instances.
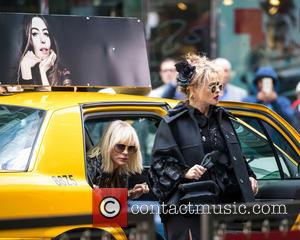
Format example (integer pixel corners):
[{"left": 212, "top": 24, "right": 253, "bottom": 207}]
[
  {"left": 218, "top": 0, "right": 300, "bottom": 99},
  {"left": 0, "top": 0, "right": 39, "bottom": 13},
  {"left": 147, "top": 0, "right": 211, "bottom": 88},
  {"left": 49, "top": 0, "right": 142, "bottom": 19}
]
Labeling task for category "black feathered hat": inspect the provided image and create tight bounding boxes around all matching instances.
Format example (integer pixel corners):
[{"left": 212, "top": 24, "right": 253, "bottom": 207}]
[{"left": 175, "top": 60, "right": 196, "bottom": 87}]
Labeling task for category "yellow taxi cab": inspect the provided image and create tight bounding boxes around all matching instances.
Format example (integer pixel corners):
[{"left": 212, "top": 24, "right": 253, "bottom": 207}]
[{"left": 0, "top": 91, "right": 299, "bottom": 239}]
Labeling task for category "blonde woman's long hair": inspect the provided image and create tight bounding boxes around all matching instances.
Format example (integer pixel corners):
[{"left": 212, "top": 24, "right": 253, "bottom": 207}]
[
  {"left": 88, "top": 120, "right": 143, "bottom": 175},
  {"left": 179, "top": 53, "right": 223, "bottom": 105}
]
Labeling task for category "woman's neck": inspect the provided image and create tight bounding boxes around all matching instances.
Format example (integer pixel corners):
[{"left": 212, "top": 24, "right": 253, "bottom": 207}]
[
  {"left": 113, "top": 164, "right": 119, "bottom": 171},
  {"left": 191, "top": 102, "right": 210, "bottom": 116}
]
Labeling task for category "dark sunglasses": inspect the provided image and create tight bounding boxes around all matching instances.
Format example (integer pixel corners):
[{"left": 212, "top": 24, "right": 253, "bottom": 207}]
[
  {"left": 114, "top": 144, "right": 137, "bottom": 155},
  {"left": 208, "top": 82, "right": 223, "bottom": 93}
]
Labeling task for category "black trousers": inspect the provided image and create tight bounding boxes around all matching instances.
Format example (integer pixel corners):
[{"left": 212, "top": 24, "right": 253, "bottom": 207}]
[{"left": 164, "top": 214, "right": 201, "bottom": 240}]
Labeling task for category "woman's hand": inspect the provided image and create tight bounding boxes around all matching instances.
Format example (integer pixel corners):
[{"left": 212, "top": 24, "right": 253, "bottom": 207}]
[
  {"left": 184, "top": 164, "right": 207, "bottom": 180},
  {"left": 257, "top": 91, "right": 277, "bottom": 103},
  {"left": 20, "top": 51, "right": 41, "bottom": 80},
  {"left": 39, "top": 50, "right": 56, "bottom": 85},
  {"left": 249, "top": 177, "right": 258, "bottom": 195},
  {"left": 128, "top": 182, "right": 149, "bottom": 199},
  {"left": 39, "top": 49, "right": 56, "bottom": 74}
]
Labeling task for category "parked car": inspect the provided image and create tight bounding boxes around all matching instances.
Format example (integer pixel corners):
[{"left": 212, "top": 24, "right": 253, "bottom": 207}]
[{"left": 0, "top": 91, "right": 299, "bottom": 239}]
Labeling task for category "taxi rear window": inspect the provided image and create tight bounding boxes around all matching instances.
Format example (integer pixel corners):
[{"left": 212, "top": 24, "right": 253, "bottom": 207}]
[{"left": 0, "top": 105, "right": 44, "bottom": 171}]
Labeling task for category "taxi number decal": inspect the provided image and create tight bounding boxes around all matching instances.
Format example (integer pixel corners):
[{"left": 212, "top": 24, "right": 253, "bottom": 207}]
[{"left": 52, "top": 175, "right": 78, "bottom": 186}]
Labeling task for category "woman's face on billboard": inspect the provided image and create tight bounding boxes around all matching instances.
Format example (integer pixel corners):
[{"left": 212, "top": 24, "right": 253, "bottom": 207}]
[{"left": 30, "top": 17, "right": 51, "bottom": 60}]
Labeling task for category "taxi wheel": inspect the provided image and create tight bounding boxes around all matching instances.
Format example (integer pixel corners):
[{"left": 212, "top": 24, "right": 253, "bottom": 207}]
[{"left": 54, "top": 228, "right": 115, "bottom": 240}]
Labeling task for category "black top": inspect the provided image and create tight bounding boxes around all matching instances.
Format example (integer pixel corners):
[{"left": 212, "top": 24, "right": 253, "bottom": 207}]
[
  {"left": 193, "top": 107, "right": 241, "bottom": 202},
  {"left": 194, "top": 107, "right": 227, "bottom": 154},
  {"left": 18, "top": 65, "right": 72, "bottom": 86},
  {"left": 86, "top": 155, "right": 128, "bottom": 188},
  {"left": 19, "top": 65, "right": 42, "bottom": 85}
]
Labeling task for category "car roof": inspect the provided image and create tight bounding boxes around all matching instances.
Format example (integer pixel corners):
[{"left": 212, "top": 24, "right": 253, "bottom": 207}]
[
  {"left": 1, "top": 91, "right": 298, "bottom": 140},
  {"left": 0, "top": 91, "right": 178, "bottom": 110},
  {"left": 0, "top": 91, "right": 294, "bottom": 116}
]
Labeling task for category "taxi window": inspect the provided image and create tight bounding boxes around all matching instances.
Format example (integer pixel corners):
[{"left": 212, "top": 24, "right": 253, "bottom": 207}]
[
  {"left": 261, "top": 121, "right": 299, "bottom": 174},
  {"left": 234, "top": 117, "right": 298, "bottom": 179},
  {"left": 241, "top": 117, "right": 298, "bottom": 178},
  {"left": 231, "top": 119, "right": 282, "bottom": 180},
  {"left": 0, "top": 105, "right": 45, "bottom": 171}
]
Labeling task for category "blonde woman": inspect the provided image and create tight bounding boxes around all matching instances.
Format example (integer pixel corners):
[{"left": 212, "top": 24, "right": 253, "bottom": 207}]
[
  {"left": 88, "top": 120, "right": 149, "bottom": 199},
  {"left": 149, "top": 54, "right": 258, "bottom": 240}
]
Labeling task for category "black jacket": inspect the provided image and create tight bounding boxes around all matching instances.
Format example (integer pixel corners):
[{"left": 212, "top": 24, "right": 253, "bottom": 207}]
[
  {"left": 87, "top": 155, "right": 128, "bottom": 188},
  {"left": 148, "top": 103, "right": 255, "bottom": 203}
]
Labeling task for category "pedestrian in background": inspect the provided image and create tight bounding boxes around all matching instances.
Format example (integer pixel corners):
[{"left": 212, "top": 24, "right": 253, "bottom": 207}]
[
  {"left": 243, "top": 66, "right": 296, "bottom": 125},
  {"left": 149, "top": 58, "right": 185, "bottom": 100},
  {"left": 214, "top": 58, "right": 248, "bottom": 101}
]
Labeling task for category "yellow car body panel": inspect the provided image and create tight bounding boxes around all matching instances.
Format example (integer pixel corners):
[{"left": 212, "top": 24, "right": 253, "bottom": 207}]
[
  {"left": 0, "top": 92, "right": 299, "bottom": 238},
  {"left": 0, "top": 92, "right": 169, "bottom": 239},
  {"left": 0, "top": 92, "right": 171, "bottom": 110},
  {"left": 0, "top": 106, "right": 89, "bottom": 216},
  {"left": 0, "top": 93, "right": 131, "bottom": 239}
]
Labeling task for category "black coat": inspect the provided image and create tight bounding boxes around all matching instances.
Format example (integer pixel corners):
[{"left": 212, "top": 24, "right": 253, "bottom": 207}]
[
  {"left": 87, "top": 155, "right": 128, "bottom": 188},
  {"left": 148, "top": 103, "right": 255, "bottom": 203}
]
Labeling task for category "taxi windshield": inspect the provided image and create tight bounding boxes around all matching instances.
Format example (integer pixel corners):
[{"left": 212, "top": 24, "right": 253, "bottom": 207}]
[{"left": 0, "top": 105, "right": 45, "bottom": 171}]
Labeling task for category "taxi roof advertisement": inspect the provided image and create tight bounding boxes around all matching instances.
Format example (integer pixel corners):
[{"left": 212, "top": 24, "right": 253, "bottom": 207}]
[{"left": 0, "top": 13, "right": 151, "bottom": 88}]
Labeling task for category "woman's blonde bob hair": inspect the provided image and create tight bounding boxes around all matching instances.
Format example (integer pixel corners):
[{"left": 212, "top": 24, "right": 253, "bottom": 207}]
[
  {"left": 88, "top": 120, "right": 143, "bottom": 175},
  {"left": 179, "top": 53, "right": 223, "bottom": 103}
]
